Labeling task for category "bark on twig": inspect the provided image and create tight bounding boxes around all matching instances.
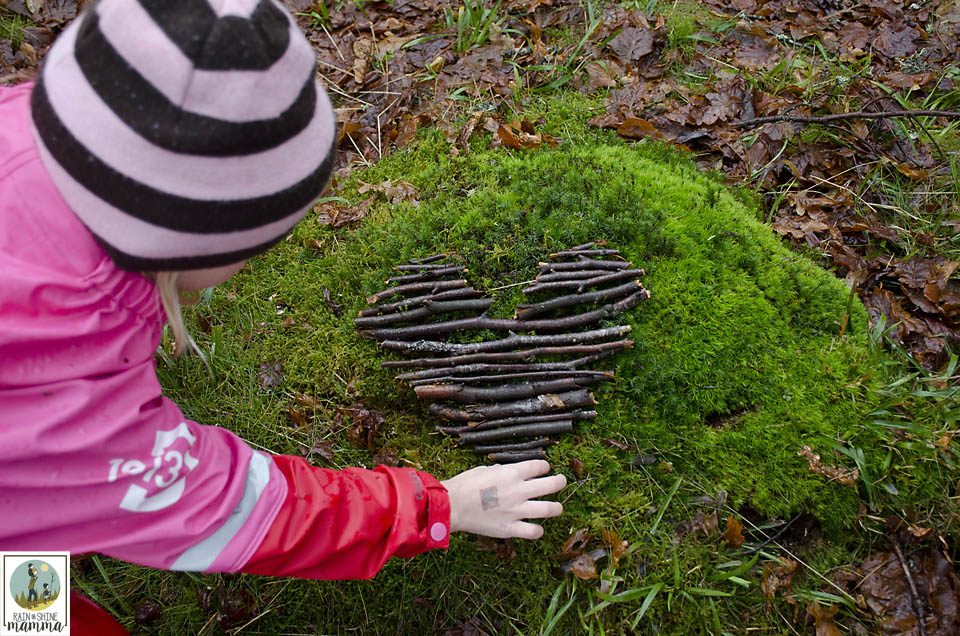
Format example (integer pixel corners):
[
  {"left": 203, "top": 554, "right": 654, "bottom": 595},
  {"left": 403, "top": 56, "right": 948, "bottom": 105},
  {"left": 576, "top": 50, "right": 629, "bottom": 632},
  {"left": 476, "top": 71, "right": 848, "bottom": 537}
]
[
  {"left": 549, "top": 249, "right": 621, "bottom": 258},
  {"left": 459, "top": 420, "right": 573, "bottom": 445},
  {"left": 473, "top": 438, "right": 553, "bottom": 454},
  {"left": 366, "top": 279, "right": 468, "bottom": 304},
  {"left": 537, "top": 270, "right": 615, "bottom": 282},
  {"left": 488, "top": 450, "right": 548, "bottom": 463},
  {"left": 524, "top": 269, "right": 644, "bottom": 294},
  {"left": 394, "top": 263, "right": 455, "bottom": 271},
  {"left": 576, "top": 269, "right": 646, "bottom": 291},
  {"left": 354, "top": 298, "right": 494, "bottom": 328},
  {"left": 364, "top": 292, "right": 647, "bottom": 340},
  {"left": 734, "top": 110, "right": 960, "bottom": 128},
  {"left": 890, "top": 535, "right": 929, "bottom": 636},
  {"left": 409, "top": 370, "right": 614, "bottom": 387},
  {"left": 429, "top": 390, "right": 597, "bottom": 422},
  {"left": 515, "top": 280, "right": 645, "bottom": 319},
  {"left": 464, "top": 409, "right": 597, "bottom": 432},
  {"left": 408, "top": 253, "right": 447, "bottom": 264},
  {"left": 540, "top": 259, "right": 632, "bottom": 272},
  {"left": 397, "top": 357, "right": 610, "bottom": 380},
  {"left": 381, "top": 326, "right": 632, "bottom": 355},
  {"left": 381, "top": 339, "right": 633, "bottom": 366},
  {"left": 358, "top": 287, "right": 481, "bottom": 317},
  {"left": 566, "top": 242, "right": 596, "bottom": 251},
  {"left": 386, "top": 266, "right": 465, "bottom": 284},
  {"left": 414, "top": 376, "right": 609, "bottom": 403}
]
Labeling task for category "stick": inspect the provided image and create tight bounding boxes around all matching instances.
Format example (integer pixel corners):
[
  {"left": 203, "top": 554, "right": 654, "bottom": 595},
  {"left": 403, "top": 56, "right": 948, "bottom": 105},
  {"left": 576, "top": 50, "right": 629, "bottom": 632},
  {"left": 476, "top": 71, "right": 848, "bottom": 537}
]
[
  {"left": 366, "top": 279, "right": 467, "bottom": 304},
  {"left": 354, "top": 298, "right": 493, "bottom": 328},
  {"left": 488, "top": 450, "right": 548, "bottom": 463},
  {"left": 394, "top": 263, "right": 455, "bottom": 271},
  {"left": 358, "top": 287, "right": 481, "bottom": 317},
  {"left": 539, "top": 259, "right": 632, "bottom": 272},
  {"left": 566, "top": 242, "right": 596, "bottom": 251},
  {"left": 460, "top": 421, "right": 574, "bottom": 445},
  {"left": 464, "top": 409, "right": 597, "bottom": 433},
  {"left": 386, "top": 266, "right": 465, "bottom": 284},
  {"left": 473, "top": 438, "right": 553, "bottom": 454},
  {"left": 890, "top": 535, "right": 928, "bottom": 636},
  {"left": 397, "top": 358, "right": 608, "bottom": 380},
  {"left": 408, "top": 253, "right": 446, "bottom": 264},
  {"left": 733, "top": 110, "right": 960, "bottom": 128},
  {"left": 409, "top": 370, "right": 614, "bottom": 387},
  {"left": 516, "top": 280, "right": 645, "bottom": 319},
  {"left": 363, "top": 292, "right": 647, "bottom": 340},
  {"left": 536, "top": 269, "right": 615, "bottom": 282},
  {"left": 414, "top": 376, "right": 609, "bottom": 403},
  {"left": 381, "top": 339, "right": 633, "bottom": 367},
  {"left": 549, "top": 249, "right": 621, "bottom": 258},
  {"left": 576, "top": 269, "right": 646, "bottom": 291},
  {"left": 429, "top": 390, "right": 597, "bottom": 422},
  {"left": 381, "top": 326, "right": 632, "bottom": 355}
]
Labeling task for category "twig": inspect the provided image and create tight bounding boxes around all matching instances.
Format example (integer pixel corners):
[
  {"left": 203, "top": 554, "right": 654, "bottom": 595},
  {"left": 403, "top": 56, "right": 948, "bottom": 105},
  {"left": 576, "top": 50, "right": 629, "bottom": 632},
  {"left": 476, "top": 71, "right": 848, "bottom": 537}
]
[
  {"left": 380, "top": 326, "right": 632, "bottom": 355},
  {"left": 734, "top": 110, "right": 960, "bottom": 128},
  {"left": 363, "top": 292, "right": 648, "bottom": 340},
  {"left": 366, "top": 279, "right": 467, "bottom": 304},
  {"left": 523, "top": 269, "right": 645, "bottom": 294},
  {"left": 890, "top": 535, "right": 928, "bottom": 636},
  {"left": 537, "top": 269, "right": 616, "bottom": 282},
  {"left": 357, "top": 287, "right": 481, "bottom": 317},
  {"left": 550, "top": 249, "right": 621, "bottom": 258},
  {"left": 516, "top": 281, "right": 646, "bottom": 319},
  {"left": 397, "top": 357, "right": 611, "bottom": 380},
  {"left": 488, "top": 450, "right": 548, "bottom": 463},
  {"left": 354, "top": 298, "right": 493, "bottom": 328},
  {"left": 414, "top": 376, "right": 609, "bottom": 403},
  {"left": 444, "top": 409, "right": 598, "bottom": 434},
  {"left": 394, "top": 263, "right": 455, "bottom": 271},
  {"left": 473, "top": 438, "right": 553, "bottom": 454},
  {"left": 380, "top": 339, "right": 633, "bottom": 366},
  {"left": 408, "top": 253, "right": 447, "bottom": 264},
  {"left": 459, "top": 420, "right": 574, "bottom": 445},
  {"left": 539, "top": 258, "right": 632, "bottom": 272},
  {"left": 430, "top": 390, "right": 597, "bottom": 422},
  {"left": 386, "top": 265, "right": 465, "bottom": 284},
  {"left": 409, "top": 370, "right": 614, "bottom": 387}
]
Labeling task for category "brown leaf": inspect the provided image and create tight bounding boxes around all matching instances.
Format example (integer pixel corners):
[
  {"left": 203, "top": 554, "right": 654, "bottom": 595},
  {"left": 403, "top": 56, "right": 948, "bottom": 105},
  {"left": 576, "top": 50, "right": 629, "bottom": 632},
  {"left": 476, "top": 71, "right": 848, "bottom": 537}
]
[
  {"left": 307, "top": 439, "right": 335, "bottom": 461},
  {"left": 616, "top": 117, "right": 668, "bottom": 141},
  {"left": 553, "top": 527, "right": 591, "bottom": 561},
  {"left": 357, "top": 179, "right": 420, "bottom": 205},
  {"left": 570, "top": 552, "right": 599, "bottom": 580},
  {"left": 599, "top": 528, "right": 628, "bottom": 567},
  {"left": 722, "top": 516, "right": 745, "bottom": 548},
  {"left": 256, "top": 360, "right": 285, "bottom": 390},
  {"left": 339, "top": 402, "right": 386, "bottom": 453},
  {"left": 475, "top": 536, "right": 517, "bottom": 560},
  {"left": 761, "top": 558, "right": 800, "bottom": 611},
  {"left": 294, "top": 392, "right": 324, "bottom": 410},
  {"left": 315, "top": 195, "right": 376, "bottom": 228},
  {"left": 895, "top": 162, "right": 929, "bottom": 180},
  {"left": 806, "top": 602, "right": 844, "bottom": 636},
  {"left": 569, "top": 457, "right": 585, "bottom": 479},
  {"left": 288, "top": 405, "right": 309, "bottom": 429},
  {"left": 798, "top": 445, "right": 859, "bottom": 487},
  {"left": 371, "top": 449, "right": 400, "bottom": 467},
  {"left": 608, "top": 26, "right": 655, "bottom": 63},
  {"left": 874, "top": 24, "right": 921, "bottom": 59},
  {"left": 134, "top": 598, "right": 162, "bottom": 624},
  {"left": 603, "top": 438, "right": 631, "bottom": 451},
  {"left": 322, "top": 288, "right": 343, "bottom": 316}
]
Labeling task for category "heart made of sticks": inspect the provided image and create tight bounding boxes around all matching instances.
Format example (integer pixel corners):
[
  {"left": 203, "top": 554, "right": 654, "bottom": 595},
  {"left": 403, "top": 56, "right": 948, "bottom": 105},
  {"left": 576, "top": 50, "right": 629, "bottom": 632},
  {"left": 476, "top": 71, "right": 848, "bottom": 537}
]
[{"left": 355, "top": 242, "right": 650, "bottom": 463}]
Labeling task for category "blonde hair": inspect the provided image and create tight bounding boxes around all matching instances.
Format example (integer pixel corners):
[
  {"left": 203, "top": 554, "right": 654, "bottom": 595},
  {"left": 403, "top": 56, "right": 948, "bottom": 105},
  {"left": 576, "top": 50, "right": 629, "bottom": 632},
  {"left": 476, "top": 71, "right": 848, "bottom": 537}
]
[{"left": 150, "top": 271, "right": 199, "bottom": 357}]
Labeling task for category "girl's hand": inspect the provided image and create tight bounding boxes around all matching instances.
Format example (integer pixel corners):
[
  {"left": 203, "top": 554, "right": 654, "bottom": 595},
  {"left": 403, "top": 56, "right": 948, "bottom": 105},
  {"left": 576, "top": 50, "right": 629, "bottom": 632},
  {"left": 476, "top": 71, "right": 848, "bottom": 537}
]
[{"left": 441, "top": 460, "right": 566, "bottom": 540}]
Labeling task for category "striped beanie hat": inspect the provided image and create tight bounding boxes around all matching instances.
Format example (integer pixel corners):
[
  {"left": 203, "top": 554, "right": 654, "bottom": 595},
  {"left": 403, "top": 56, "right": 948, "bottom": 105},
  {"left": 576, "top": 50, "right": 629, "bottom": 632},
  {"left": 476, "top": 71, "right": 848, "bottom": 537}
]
[{"left": 30, "top": 0, "right": 337, "bottom": 271}]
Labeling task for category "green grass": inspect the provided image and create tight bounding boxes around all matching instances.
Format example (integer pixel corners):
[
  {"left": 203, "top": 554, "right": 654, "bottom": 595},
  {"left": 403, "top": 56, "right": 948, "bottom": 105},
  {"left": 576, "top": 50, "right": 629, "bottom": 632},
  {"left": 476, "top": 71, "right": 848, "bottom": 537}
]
[
  {"left": 0, "top": 8, "right": 32, "bottom": 47},
  {"left": 75, "top": 92, "right": 957, "bottom": 634}
]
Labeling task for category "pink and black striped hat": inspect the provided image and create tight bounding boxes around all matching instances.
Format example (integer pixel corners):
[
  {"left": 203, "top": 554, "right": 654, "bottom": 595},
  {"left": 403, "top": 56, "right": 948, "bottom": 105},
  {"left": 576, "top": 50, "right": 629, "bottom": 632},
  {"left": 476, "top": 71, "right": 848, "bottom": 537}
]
[{"left": 30, "top": 0, "right": 336, "bottom": 271}]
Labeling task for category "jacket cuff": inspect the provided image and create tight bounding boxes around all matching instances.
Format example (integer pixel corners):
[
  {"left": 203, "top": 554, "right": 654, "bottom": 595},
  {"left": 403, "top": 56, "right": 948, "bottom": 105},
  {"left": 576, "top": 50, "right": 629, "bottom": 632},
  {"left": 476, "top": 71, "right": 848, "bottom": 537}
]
[{"left": 379, "top": 466, "right": 450, "bottom": 557}]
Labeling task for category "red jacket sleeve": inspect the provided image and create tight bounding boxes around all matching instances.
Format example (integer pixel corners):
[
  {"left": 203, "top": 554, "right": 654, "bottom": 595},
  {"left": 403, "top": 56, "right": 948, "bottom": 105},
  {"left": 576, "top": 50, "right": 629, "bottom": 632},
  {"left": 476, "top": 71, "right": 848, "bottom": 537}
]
[{"left": 239, "top": 455, "right": 450, "bottom": 579}]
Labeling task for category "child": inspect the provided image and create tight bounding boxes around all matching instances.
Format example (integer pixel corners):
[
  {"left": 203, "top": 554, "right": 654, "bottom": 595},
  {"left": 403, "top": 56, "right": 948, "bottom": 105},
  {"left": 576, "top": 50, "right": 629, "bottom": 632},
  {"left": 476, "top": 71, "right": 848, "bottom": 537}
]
[{"left": 0, "top": 0, "right": 566, "bottom": 632}]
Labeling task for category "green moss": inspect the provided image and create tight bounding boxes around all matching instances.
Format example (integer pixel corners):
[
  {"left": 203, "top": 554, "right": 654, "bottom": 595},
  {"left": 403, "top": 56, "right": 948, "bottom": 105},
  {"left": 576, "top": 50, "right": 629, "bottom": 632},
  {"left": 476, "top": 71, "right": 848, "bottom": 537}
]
[{"left": 95, "top": 94, "right": 954, "bottom": 634}]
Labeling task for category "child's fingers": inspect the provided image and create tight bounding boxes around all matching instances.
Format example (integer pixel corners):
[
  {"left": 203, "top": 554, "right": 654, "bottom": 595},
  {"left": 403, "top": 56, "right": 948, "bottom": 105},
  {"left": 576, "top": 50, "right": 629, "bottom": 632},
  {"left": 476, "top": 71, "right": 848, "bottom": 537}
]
[
  {"left": 515, "top": 500, "right": 563, "bottom": 520},
  {"left": 519, "top": 474, "right": 567, "bottom": 500},
  {"left": 510, "top": 520, "right": 545, "bottom": 540},
  {"left": 509, "top": 459, "right": 552, "bottom": 481}
]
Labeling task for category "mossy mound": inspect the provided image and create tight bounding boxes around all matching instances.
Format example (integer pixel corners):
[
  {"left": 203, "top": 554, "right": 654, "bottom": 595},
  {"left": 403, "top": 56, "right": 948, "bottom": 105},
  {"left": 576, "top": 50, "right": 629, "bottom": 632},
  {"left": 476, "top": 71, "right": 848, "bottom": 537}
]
[{"left": 147, "top": 128, "right": 896, "bottom": 633}]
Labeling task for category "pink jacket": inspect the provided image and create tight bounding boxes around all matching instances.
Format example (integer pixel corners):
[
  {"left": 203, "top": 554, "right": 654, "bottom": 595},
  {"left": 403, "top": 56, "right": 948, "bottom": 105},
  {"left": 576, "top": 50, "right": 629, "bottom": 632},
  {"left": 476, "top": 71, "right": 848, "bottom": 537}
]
[{"left": 0, "top": 82, "right": 449, "bottom": 578}]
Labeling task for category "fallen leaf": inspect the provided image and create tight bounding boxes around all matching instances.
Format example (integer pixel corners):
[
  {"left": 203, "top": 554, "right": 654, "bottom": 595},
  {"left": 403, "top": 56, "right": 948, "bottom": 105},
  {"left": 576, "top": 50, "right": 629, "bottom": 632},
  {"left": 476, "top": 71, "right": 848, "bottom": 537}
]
[
  {"left": 569, "top": 457, "right": 585, "bottom": 479},
  {"left": 570, "top": 552, "right": 599, "bottom": 580},
  {"left": 134, "top": 598, "right": 162, "bottom": 624},
  {"left": 616, "top": 117, "right": 667, "bottom": 141},
  {"left": 315, "top": 195, "right": 376, "bottom": 228},
  {"left": 306, "top": 439, "right": 335, "bottom": 461},
  {"left": 806, "top": 602, "right": 844, "bottom": 636},
  {"left": 288, "top": 405, "right": 309, "bottom": 429},
  {"left": 475, "top": 536, "right": 517, "bottom": 560},
  {"left": 761, "top": 558, "right": 800, "bottom": 612},
  {"left": 798, "top": 445, "right": 859, "bottom": 487},
  {"left": 599, "top": 528, "right": 628, "bottom": 567},
  {"left": 256, "top": 360, "right": 285, "bottom": 390},
  {"left": 357, "top": 179, "right": 420, "bottom": 205},
  {"left": 338, "top": 402, "right": 386, "bottom": 453},
  {"left": 322, "top": 288, "right": 343, "bottom": 316},
  {"left": 603, "top": 438, "right": 631, "bottom": 451},
  {"left": 553, "top": 527, "right": 591, "bottom": 561},
  {"left": 722, "top": 516, "right": 745, "bottom": 548},
  {"left": 608, "top": 26, "right": 655, "bottom": 63}
]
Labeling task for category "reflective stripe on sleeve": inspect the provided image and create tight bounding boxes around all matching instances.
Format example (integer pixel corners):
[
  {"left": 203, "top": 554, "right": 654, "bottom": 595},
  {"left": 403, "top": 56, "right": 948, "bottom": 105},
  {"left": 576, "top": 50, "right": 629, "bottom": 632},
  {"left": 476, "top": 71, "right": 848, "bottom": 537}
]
[{"left": 170, "top": 451, "right": 272, "bottom": 571}]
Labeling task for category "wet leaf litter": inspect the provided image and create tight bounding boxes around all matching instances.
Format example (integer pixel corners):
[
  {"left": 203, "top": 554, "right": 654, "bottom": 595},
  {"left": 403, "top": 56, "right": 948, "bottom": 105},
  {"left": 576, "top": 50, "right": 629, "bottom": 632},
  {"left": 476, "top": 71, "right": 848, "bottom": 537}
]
[{"left": 356, "top": 242, "right": 649, "bottom": 463}]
